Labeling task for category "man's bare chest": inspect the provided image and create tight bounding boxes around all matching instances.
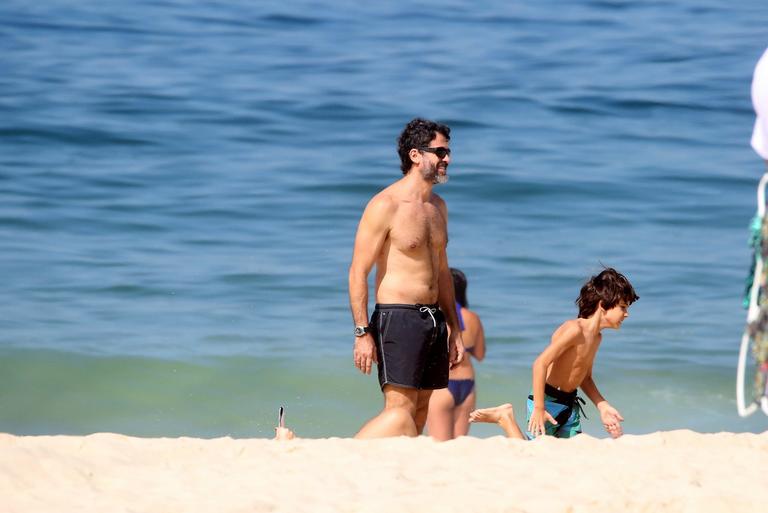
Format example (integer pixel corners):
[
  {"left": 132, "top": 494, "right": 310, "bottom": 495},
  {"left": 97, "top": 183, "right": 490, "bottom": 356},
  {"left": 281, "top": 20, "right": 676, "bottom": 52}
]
[{"left": 388, "top": 204, "right": 446, "bottom": 252}]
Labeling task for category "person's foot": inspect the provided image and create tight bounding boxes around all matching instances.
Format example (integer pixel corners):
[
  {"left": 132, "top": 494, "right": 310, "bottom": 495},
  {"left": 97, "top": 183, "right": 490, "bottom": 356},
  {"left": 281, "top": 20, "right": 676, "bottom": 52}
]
[
  {"left": 469, "top": 403, "right": 525, "bottom": 439},
  {"left": 469, "top": 403, "right": 514, "bottom": 424},
  {"left": 274, "top": 427, "right": 296, "bottom": 440}
]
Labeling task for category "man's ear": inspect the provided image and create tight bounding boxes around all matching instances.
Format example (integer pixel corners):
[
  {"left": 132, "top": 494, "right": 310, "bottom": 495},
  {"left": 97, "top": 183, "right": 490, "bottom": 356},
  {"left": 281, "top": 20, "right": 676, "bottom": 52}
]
[{"left": 408, "top": 148, "right": 421, "bottom": 166}]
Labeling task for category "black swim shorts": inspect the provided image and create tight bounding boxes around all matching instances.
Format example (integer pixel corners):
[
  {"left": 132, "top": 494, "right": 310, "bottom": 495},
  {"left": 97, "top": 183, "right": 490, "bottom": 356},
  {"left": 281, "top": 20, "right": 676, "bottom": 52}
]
[{"left": 370, "top": 303, "right": 449, "bottom": 390}]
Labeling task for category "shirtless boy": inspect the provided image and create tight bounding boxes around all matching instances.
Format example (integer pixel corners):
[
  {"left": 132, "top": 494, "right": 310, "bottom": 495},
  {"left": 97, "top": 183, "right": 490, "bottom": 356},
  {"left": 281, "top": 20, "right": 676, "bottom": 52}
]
[
  {"left": 470, "top": 268, "right": 639, "bottom": 439},
  {"left": 348, "top": 118, "right": 464, "bottom": 438}
]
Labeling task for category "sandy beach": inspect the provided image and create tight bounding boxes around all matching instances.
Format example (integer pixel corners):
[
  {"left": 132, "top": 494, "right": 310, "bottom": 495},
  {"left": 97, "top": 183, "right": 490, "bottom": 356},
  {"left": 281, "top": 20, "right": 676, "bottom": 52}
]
[{"left": 2, "top": 430, "right": 766, "bottom": 513}]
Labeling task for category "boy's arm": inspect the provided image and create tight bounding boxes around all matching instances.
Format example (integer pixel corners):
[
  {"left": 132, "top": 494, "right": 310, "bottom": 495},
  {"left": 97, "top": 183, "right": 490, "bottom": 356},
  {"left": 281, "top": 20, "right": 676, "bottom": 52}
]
[
  {"left": 527, "top": 322, "right": 581, "bottom": 436},
  {"left": 581, "top": 372, "right": 624, "bottom": 438},
  {"left": 579, "top": 373, "right": 606, "bottom": 406}
]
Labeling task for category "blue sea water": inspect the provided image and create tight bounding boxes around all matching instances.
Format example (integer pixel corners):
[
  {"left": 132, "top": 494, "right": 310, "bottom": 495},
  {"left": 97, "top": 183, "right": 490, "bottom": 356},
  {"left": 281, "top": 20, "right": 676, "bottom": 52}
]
[{"left": 1, "top": 0, "right": 767, "bottom": 438}]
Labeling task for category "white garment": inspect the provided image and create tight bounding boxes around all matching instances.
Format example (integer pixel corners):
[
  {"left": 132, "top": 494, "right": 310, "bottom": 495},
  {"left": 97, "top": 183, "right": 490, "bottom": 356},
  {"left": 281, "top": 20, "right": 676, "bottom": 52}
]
[{"left": 752, "top": 47, "right": 768, "bottom": 159}]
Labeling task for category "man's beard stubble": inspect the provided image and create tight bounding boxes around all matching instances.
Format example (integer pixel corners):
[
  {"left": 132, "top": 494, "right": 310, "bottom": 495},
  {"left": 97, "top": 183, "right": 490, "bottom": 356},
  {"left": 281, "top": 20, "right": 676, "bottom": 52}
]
[{"left": 422, "top": 160, "right": 449, "bottom": 185}]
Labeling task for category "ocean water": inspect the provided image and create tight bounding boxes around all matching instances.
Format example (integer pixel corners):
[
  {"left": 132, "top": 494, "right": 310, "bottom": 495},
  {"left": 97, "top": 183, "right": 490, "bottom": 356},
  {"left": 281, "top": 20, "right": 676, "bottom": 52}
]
[{"left": 1, "top": 0, "right": 767, "bottom": 438}]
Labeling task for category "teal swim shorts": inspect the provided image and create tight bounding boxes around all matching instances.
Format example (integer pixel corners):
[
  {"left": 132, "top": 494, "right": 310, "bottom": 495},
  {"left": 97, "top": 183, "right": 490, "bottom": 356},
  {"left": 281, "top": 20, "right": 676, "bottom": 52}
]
[{"left": 525, "top": 383, "right": 586, "bottom": 439}]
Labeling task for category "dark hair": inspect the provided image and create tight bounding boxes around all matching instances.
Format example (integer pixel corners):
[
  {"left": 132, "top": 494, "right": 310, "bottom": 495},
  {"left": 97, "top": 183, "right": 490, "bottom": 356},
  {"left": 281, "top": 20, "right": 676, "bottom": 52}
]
[
  {"left": 451, "top": 268, "right": 468, "bottom": 308},
  {"left": 397, "top": 118, "right": 451, "bottom": 174},
  {"left": 576, "top": 267, "right": 639, "bottom": 318}
]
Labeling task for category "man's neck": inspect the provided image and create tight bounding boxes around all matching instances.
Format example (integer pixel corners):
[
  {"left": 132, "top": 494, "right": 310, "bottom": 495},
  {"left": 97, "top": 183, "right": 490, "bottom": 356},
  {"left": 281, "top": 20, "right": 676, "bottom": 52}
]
[{"left": 402, "top": 168, "right": 434, "bottom": 200}]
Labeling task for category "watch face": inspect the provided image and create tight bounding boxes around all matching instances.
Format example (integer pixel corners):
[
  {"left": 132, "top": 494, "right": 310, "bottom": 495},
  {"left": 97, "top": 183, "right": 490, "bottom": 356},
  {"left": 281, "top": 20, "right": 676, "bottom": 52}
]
[{"left": 354, "top": 326, "right": 367, "bottom": 336}]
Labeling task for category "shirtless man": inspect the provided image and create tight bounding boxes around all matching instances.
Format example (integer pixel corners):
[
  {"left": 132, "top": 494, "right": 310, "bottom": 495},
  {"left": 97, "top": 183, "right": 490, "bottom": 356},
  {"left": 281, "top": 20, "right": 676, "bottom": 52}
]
[{"left": 349, "top": 118, "right": 464, "bottom": 438}]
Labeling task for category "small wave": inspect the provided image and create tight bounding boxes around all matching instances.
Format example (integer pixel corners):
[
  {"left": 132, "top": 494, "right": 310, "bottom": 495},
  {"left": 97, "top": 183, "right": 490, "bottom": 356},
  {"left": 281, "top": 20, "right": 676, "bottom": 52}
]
[
  {"left": 0, "top": 216, "right": 49, "bottom": 230},
  {"left": 261, "top": 14, "right": 325, "bottom": 26},
  {"left": 94, "top": 284, "right": 170, "bottom": 297},
  {"left": 0, "top": 127, "right": 156, "bottom": 147}
]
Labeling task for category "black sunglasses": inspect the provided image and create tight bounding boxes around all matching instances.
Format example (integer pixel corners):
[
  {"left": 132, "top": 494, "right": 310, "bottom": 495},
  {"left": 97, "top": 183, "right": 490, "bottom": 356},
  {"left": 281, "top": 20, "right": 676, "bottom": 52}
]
[{"left": 418, "top": 146, "right": 451, "bottom": 160}]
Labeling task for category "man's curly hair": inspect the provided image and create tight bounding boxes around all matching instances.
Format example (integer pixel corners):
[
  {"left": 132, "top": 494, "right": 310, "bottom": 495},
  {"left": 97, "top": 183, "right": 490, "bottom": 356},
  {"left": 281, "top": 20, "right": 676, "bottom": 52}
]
[{"left": 396, "top": 118, "right": 451, "bottom": 174}]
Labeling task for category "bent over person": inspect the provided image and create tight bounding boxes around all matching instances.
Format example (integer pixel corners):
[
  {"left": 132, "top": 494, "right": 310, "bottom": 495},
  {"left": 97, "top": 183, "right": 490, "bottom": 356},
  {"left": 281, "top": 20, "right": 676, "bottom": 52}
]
[{"left": 349, "top": 118, "right": 464, "bottom": 438}]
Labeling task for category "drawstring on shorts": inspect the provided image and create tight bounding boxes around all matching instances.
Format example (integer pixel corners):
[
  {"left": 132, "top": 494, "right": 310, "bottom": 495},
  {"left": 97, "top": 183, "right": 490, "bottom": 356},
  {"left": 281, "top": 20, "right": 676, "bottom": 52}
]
[{"left": 419, "top": 306, "right": 437, "bottom": 327}]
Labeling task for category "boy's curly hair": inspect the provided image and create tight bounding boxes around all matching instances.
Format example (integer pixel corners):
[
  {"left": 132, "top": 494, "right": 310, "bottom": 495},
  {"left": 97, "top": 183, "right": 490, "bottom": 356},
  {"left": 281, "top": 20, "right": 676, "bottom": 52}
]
[
  {"left": 576, "top": 268, "right": 639, "bottom": 318},
  {"left": 397, "top": 118, "right": 450, "bottom": 174}
]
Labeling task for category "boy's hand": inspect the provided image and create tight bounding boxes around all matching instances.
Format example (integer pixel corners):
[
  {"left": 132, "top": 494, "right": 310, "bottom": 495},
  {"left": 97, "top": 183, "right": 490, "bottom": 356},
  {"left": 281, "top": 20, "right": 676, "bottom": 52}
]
[
  {"left": 598, "top": 402, "right": 624, "bottom": 438},
  {"left": 527, "top": 407, "right": 557, "bottom": 438}
]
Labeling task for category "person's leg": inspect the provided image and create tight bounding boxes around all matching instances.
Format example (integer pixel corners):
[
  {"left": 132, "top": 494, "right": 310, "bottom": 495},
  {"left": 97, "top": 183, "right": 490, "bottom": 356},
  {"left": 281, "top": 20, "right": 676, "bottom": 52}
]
[
  {"left": 525, "top": 394, "right": 564, "bottom": 438},
  {"left": 355, "top": 407, "right": 418, "bottom": 438},
  {"left": 469, "top": 403, "right": 526, "bottom": 439},
  {"left": 553, "top": 407, "right": 582, "bottom": 438},
  {"left": 426, "top": 387, "right": 455, "bottom": 441},
  {"left": 355, "top": 385, "right": 419, "bottom": 439},
  {"left": 416, "top": 306, "right": 450, "bottom": 437},
  {"left": 452, "top": 388, "right": 475, "bottom": 437},
  {"left": 413, "top": 389, "right": 434, "bottom": 434}
]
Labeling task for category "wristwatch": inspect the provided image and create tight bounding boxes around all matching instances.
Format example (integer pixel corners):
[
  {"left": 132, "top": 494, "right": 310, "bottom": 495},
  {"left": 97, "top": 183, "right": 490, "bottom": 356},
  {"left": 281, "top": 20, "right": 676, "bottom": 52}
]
[{"left": 354, "top": 325, "right": 370, "bottom": 337}]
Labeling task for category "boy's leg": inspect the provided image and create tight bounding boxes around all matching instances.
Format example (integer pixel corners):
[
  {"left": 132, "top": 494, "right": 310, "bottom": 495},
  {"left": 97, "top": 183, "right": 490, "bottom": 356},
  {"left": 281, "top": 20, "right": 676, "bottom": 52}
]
[
  {"left": 469, "top": 404, "right": 525, "bottom": 439},
  {"left": 553, "top": 408, "right": 582, "bottom": 438}
]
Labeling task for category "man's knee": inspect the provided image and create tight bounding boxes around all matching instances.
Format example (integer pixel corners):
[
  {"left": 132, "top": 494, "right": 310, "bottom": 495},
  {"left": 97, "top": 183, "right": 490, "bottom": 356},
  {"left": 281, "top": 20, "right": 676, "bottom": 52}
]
[
  {"left": 355, "top": 406, "right": 418, "bottom": 439},
  {"left": 380, "top": 408, "right": 418, "bottom": 436},
  {"left": 383, "top": 385, "right": 419, "bottom": 415}
]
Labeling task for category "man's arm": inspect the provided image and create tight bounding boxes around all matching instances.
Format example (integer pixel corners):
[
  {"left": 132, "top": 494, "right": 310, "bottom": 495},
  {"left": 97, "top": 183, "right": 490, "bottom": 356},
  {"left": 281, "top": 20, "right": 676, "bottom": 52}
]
[
  {"left": 581, "top": 372, "right": 624, "bottom": 438},
  {"left": 527, "top": 322, "right": 581, "bottom": 436},
  {"left": 435, "top": 198, "right": 464, "bottom": 368},
  {"left": 349, "top": 195, "right": 392, "bottom": 375},
  {"left": 437, "top": 248, "right": 464, "bottom": 368}
]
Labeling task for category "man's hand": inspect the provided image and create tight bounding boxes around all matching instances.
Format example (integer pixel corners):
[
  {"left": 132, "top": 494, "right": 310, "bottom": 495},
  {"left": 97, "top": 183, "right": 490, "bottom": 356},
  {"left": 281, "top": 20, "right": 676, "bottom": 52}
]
[
  {"left": 598, "top": 402, "right": 624, "bottom": 438},
  {"left": 448, "top": 331, "right": 464, "bottom": 369},
  {"left": 353, "top": 334, "right": 377, "bottom": 375},
  {"left": 527, "top": 406, "right": 557, "bottom": 438}
]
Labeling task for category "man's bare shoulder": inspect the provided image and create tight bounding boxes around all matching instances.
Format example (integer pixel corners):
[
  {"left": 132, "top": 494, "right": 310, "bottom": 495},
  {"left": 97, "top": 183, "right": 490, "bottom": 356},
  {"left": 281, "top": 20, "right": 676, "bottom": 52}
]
[{"left": 365, "top": 188, "right": 398, "bottom": 215}]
